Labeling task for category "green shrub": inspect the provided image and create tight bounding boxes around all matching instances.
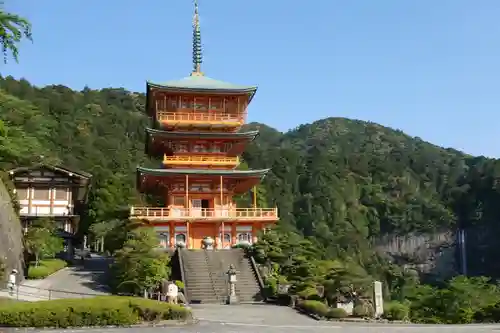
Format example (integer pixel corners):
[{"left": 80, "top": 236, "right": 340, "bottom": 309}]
[
  {"left": 474, "top": 302, "right": 500, "bottom": 323},
  {"left": 297, "top": 287, "right": 322, "bottom": 300},
  {"left": 174, "top": 280, "right": 184, "bottom": 290},
  {"left": 384, "top": 301, "right": 409, "bottom": 321},
  {"left": 0, "top": 296, "right": 192, "bottom": 328},
  {"left": 27, "top": 259, "right": 67, "bottom": 279},
  {"left": 298, "top": 300, "right": 329, "bottom": 317},
  {"left": 326, "top": 308, "right": 348, "bottom": 319},
  {"left": 353, "top": 303, "right": 374, "bottom": 318},
  {"left": 263, "top": 276, "right": 278, "bottom": 296}
]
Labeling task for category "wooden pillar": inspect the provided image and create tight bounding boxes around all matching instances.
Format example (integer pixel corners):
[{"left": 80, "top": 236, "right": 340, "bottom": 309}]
[
  {"left": 253, "top": 186, "right": 257, "bottom": 208},
  {"left": 231, "top": 224, "right": 237, "bottom": 246},
  {"left": 185, "top": 175, "right": 189, "bottom": 211},
  {"left": 28, "top": 187, "right": 32, "bottom": 215},
  {"left": 252, "top": 224, "right": 258, "bottom": 244},
  {"left": 220, "top": 176, "right": 223, "bottom": 213},
  {"left": 169, "top": 222, "right": 174, "bottom": 249},
  {"left": 50, "top": 188, "right": 54, "bottom": 215},
  {"left": 186, "top": 222, "right": 190, "bottom": 249},
  {"left": 221, "top": 221, "right": 224, "bottom": 249}
]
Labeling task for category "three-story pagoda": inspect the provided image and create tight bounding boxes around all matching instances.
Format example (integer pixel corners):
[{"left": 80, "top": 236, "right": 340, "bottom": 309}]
[{"left": 130, "top": 0, "right": 279, "bottom": 249}]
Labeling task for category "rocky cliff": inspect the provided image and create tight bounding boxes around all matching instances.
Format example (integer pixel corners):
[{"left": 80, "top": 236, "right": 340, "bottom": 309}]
[
  {"left": 0, "top": 178, "right": 24, "bottom": 281},
  {"left": 376, "top": 231, "right": 459, "bottom": 282}
]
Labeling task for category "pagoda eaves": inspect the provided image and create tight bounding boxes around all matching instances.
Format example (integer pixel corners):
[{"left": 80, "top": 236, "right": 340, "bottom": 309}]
[
  {"left": 145, "top": 127, "right": 259, "bottom": 157},
  {"left": 147, "top": 76, "right": 257, "bottom": 98}
]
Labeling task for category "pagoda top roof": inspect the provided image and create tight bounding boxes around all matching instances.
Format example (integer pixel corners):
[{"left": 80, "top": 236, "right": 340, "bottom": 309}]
[
  {"left": 137, "top": 166, "right": 269, "bottom": 178},
  {"left": 147, "top": 75, "right": 258, "bottom": 98},
  {"left": 146, "top": 127, "right": 259, "bottom": 140}
]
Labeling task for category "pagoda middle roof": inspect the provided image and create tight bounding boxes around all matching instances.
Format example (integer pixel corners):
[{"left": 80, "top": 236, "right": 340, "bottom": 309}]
[
  {"left": 137, "top": 166, "right": 269, "bottom": 178},
  {"left": 147, "top": 75, "right": 258, "bottom": 99},
  {"left": 146, "top": 127, "right": 259, "bottom": 140}
]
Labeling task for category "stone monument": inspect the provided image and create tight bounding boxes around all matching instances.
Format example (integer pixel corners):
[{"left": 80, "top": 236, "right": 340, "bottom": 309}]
[{"left": 373, "top": 280, "right": 384, "bottom": 317}]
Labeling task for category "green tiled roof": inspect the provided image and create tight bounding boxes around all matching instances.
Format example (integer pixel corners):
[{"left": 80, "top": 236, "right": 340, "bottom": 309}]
[
  {"left": 147, "top": 75, "right": 258, "bottom": 98},
  {"left": 137, "top": 166, "right": 269, "bottom": 178},
  {"left": 146, "top": 128, "right": 259, "bottom": 141}
]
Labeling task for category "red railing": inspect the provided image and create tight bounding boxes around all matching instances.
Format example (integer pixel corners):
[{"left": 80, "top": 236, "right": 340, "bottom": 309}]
[
  {"left": 130, "top": 207, "right": 278, "bottom": 220},
  {"left": 156, "top": 110, "right": 244, "bottom": 124}
]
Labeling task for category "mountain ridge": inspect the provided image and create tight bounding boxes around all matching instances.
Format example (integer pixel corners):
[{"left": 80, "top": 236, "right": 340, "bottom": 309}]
[{"left": 1, "top": 75, "right": 500, "bottom": 278}]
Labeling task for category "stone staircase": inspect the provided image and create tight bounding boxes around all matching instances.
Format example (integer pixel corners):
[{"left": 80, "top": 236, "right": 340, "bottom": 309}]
[
  {"left": 181, "top": 250, "right": 221, "bottom": 304},
  {"left": 180, "top": 248, "right": 262, "bottom": 304}
]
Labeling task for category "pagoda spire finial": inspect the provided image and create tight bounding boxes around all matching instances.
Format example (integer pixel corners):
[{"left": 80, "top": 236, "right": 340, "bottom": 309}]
[{"left": 191, "top": 0, "right": 203, "bottom": 76}]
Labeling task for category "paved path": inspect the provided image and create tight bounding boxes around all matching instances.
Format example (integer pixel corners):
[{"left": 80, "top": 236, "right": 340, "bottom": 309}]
[
  {"left": 0, "top": 254, "right": 112, "bottom": 301},
  {"left": 9, "top": 304, "right": 500, "bottom": 332}
]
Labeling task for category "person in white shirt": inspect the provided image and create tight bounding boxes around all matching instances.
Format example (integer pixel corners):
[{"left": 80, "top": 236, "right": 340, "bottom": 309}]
[
  {"left": 7, "top": 269, "right": 18, "bottom": 295},
  {"left": 166, "top": 281, "right": 179, "bottom": 304}
]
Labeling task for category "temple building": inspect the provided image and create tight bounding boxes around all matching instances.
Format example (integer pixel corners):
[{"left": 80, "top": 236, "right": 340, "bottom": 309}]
[
  {"left": 8, "top": 164, "right": 92, "bottom": 258},
  {"left": 130, "top": 0, "right": 278, "bottom": 249}
]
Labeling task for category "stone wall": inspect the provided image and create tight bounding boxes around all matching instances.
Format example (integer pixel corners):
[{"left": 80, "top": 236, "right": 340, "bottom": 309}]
[
  {"left": 0, "top": 179, "right": 25, "bottom": 281},
  {"left": 375, "top": 231, "right": 458, "bottom": 281}
]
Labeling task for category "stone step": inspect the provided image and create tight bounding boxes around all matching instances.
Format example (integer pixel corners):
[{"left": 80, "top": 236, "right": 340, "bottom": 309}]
[
  {"left": 180, "top": 249, "right": 263, "bottom": 304},
  {"left": 185, "top": 285, "right": 214, "bottom": 289},
  {"left": 185, "top": 283, "right": 214, "bottom": 287}
]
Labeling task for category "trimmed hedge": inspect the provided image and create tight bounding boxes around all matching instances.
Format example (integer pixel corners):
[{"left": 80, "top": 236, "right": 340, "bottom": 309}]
[
  {"left": 27, "top": 259, "right": 67, "bottom": 279},
  {"left": 0, "top": 296, "right": 192, "bottom": 328},
  {"left": 326, "top": 308, "right": 348, "bottom": 319},
  {"left": 297, "top": 300, "right": 329, "bottom": 317},
  {"left": 383, "top": 301, "right": 409, "bottom": 321}
]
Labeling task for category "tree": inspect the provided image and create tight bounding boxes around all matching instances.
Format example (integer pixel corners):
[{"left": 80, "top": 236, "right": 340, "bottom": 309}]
[
  {"left": 89, "top": 219, "right": 121, "bottom": 253},
  {"left": 110, "top": 227, "right": 170, "bottom": 295},
  {"left": 0, "top": 2, "right": 32, "bottom": 63},
  {"left": 23, "top": 218, "right": 64, "bottom": 266}
]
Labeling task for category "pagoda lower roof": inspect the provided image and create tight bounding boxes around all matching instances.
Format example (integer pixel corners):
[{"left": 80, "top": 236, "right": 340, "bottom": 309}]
[
  {"left": 146, "top": 128, "right": 259, "bottom": 140},
  {"left": 137, "top": 167, "right": 269, "bottom": 178}
]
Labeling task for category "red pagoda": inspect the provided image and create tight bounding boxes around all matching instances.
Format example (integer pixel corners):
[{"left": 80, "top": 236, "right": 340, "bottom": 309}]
[{"left": 130, "top": 0, "right": 278, "bottom": 249}]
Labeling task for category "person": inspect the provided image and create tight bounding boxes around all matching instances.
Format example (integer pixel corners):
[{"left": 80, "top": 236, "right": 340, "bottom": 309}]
[
  {"left": 7, "top": 269, "right": 18, "bottom": 295},
  {"left": 166, "top": 281, "right": 179, "bottom": 304}
]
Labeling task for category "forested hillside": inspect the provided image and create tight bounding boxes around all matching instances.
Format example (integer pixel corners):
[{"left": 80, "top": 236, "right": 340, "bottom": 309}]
[{"left": 2, "top": 75, "right": 500, "bottom": 278}]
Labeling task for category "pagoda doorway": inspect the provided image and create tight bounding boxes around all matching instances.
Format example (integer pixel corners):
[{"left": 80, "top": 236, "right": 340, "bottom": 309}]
[
  {"left": 201, "top": 199, "right": 210, "bottom": 217},
  {"left": 219, "top": 233, "right": 231, "bottom": 249},
  {"left": 175, "top": 233, "right": 186, "bottom": 247},
  {"left": 191, "top": 199, "right": 202, "bottom": 217}
]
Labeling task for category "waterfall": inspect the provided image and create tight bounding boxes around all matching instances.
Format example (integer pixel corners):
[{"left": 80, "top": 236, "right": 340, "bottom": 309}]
[{"left": 458, "top": 229, "right": 467, "bottom": 276}]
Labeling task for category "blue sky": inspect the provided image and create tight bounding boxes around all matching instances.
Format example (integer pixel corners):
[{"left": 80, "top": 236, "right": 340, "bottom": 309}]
[{"left": 3, "top": 0, "right": 500, "bottom": 157}]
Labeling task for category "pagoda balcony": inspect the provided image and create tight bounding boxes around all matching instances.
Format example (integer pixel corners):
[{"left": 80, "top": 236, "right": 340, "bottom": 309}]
[
  {"left": 156, "top": 110, "right": 244, "bottom": 128},
  {"left": 163, "top": 155, "right": 240, "bottom": 168},
  {"left": 129, "top": 207, "right": 278, "bottom": 221}
]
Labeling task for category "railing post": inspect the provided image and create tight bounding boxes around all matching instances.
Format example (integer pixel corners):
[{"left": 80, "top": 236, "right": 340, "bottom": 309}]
[
  {"left": 130, "top": 206, "right": 134, "bottom": 216},
  {"left": 146, "top": 208, "right": 149, "bottom": 217}
]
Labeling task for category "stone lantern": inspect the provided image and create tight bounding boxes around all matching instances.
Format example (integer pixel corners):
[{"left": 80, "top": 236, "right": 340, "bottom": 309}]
[{"left": 226, "top": 264, "right": 238, "bottom": 304}]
